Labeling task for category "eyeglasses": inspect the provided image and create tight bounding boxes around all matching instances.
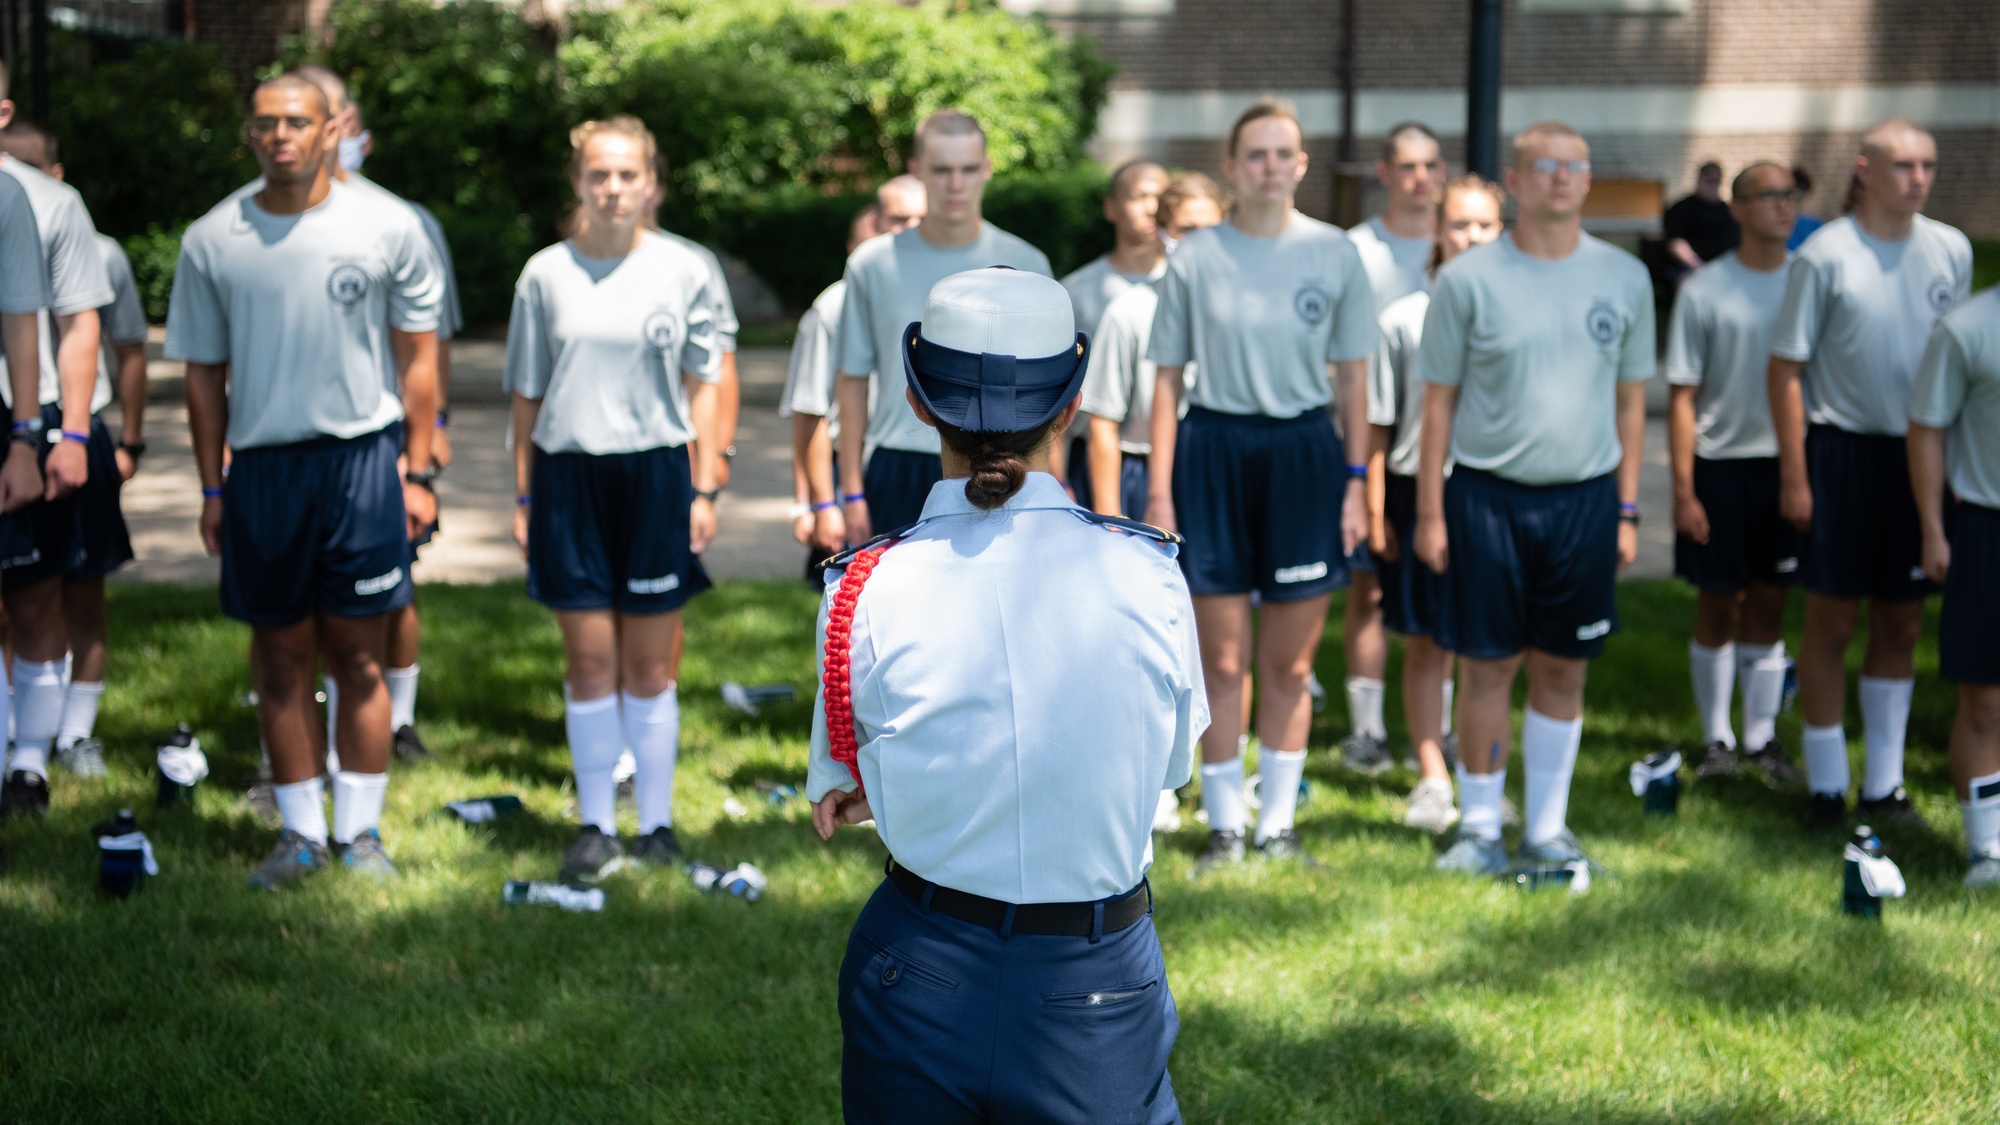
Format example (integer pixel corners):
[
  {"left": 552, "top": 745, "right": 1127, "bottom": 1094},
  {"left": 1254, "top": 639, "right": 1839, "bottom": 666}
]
[
  {"left": 1748, "top": 188, "right": 1806, "bottom": 205},
  {"left": 1528, "top": 158, "right": 1590, "bottom": 176},
  {"left": 245, "top": 116, "right": 320, "bottom": 139}
]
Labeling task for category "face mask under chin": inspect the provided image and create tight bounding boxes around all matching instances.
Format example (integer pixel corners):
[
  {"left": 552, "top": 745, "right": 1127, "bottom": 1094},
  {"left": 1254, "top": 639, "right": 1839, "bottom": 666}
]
[{"left": 337, "top": 132, "right": 370, "bottom": 173}]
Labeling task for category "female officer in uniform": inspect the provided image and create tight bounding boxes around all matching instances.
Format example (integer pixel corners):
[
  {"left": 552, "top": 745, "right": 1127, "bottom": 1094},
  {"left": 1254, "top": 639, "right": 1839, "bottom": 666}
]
[
  {"left": 809, "top": 267, "right": 1207, "bottom": 1124},
  {"left": 505, "top": 116, "right": 725, "bottom": 882},
  {"left": 1144, "top": 99, "right": 1378, "bottom": 869}
]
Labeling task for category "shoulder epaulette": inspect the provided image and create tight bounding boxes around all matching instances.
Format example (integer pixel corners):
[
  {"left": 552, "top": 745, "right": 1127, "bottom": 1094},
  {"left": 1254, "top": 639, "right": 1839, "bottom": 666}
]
[
  {"left": 821, "top": 521, "right": 924, "bottom": 570},
  {"left": 1068, "top": 509, "right": 1182, "bottom": 545}
]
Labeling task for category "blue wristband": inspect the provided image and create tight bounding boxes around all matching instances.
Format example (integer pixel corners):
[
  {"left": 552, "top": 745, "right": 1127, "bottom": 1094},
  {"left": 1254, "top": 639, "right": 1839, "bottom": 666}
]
[
  {"left": 60, "top": 429, "right": 89, "bottom": 444},
  {"left": 201, "top": 487, "right": 223, "bottom": 499},
  {"left": 10, "top": 419, "right": 30, "bottom": 433},
  {"left": 811, "top": 499, "right": 839, "bottom": 513},
  {"left": 1347, "top": 463, "right": 1369, "bottom": 478},
  {"left": 1618, "top": 501, "right": 1638, "bottom": 514},
  {"left": 516, "top": 494, "right": 531, "bottom": 507},
  {"left": 842, "top": 492, "right": 866, "bottom": 504}
]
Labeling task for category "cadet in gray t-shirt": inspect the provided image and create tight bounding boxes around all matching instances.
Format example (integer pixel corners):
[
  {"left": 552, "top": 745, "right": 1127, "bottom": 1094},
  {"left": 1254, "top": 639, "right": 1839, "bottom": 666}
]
[
  {"left": 1349, "top": 214, "right": 1432, "bottom": 314},
  {"left": 1911, "top": 288, "right": 2000, "bottom": 513},
  {"left": 0, "top": 155, "right": 112, "bottom": 413},
  {"left": 1062, "top": 254, "right": 1162, "bottom": 350}
]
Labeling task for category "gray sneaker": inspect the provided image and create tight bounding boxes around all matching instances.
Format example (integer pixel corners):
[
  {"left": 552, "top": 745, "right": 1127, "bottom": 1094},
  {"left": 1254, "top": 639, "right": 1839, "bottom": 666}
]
[
  {"left": 247, "top": 829, "right": 331, "bottom": 890},
  {"left": 629, "top": 826, "right": 684, "bottom": 867},
  {"left": 1190, "top": 829, "right": 1246, "bottom": 877},
  {"left": 340, "top": 829, "right": 399, "bottom": 880},
  {"left": 1966, "top": 855, "right": 2000, "bottom": 890},
  {"left": 1340, "top": 732, "right": 1391, "bottom": 776},
  {"left": 1516, "top": 828, "right": 1597, "bottom": 870},
  {"left": 56, "top": 737, "right": 108, "bottom": 778},
  {"left": 1255, "top": 829, "right": 1320, "bottom": 867},
  {"left": 559, "top": 826, "right": 628, "bottom": 883},
  {"left": 1435, "top": 832, "right": 1509, "bottom": 876},
  {"left": 1403, "top": 777, "right": 1459, "bottom": 834}
]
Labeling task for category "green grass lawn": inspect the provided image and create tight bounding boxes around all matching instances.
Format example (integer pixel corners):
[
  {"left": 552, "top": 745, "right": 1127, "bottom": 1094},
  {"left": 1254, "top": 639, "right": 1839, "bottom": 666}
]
[{"left": 3, "top": 579, "right": 1994, "bottom": 1123}]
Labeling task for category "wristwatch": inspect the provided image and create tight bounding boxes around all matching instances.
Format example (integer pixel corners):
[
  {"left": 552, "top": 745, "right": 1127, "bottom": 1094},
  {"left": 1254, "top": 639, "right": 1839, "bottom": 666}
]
[
  {"left": 694, "top": 487, "right": 722, "bottom": 503},
  {"left": 119, "top": 440, "right": 146, "bottom": 460},
  {"left": 405, "top": 466, "right": 441, "bottom": 491},
  {"left": 10, "top": 415, "right": 42, "bottom": 448}
]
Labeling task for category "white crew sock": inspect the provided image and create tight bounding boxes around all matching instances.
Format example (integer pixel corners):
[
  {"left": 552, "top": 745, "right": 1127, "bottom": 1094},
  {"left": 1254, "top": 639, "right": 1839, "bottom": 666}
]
[
  {"left": 1457, "top": 764, "right": 1506, "bottom": 842},
  {"left": 1962, "top": 770, "right": 2000, "bottom": 860},
  {"left": 10, "top": 657, "right": 67, "bottom": 779},
  {"left": 623, "top": 686, "right": 680, "bottom": 834},
  {"left": 332, "top": 770, "right": 389, "bottom": 844},
  {"left": 1802, "top": 723, "right": 1850, "bottom": 798},
  {"left": 1347, "top": 677, "right": 1387, "bottom": 741},
  {"left": 1858, "top": 676, "right": 1914, "bottom": 801},
  {"left": 322, "top": 675, "right": 341, "bottom": 776},
  {"left": 1689, "top": 641, "right": 1736, "bottom": 748},
  {"left": 565, "top": 688, "right": 623, "bottom": 832},
  {"left": 57, "top": 680, "right": 104, "bottom": 750},
  {"left": 386, "top": 664, "right": 419, "bottom": 732},
  {"left": 1200, "top": 755, "right": 1248, "bottom": 835},
  {"left": 1254, "top": 748, "right": 1307, "bottom": 845},
  {"left": 1521, "top": 707, "right": 1583, "bottom": 847},
  {"left": 273, "top": 776, "right": 329, "bottom": 843},
  {"left": 1441, "top": 679, "right": 1455, "bottom": 737},
  {"left": 1736, "top": 642, "right": 1787, "bottom": 752}
]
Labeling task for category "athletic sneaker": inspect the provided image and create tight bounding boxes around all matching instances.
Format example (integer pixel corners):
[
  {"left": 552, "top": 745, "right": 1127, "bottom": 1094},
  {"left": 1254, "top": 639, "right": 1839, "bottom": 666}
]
[
  {"left": 247, "top": 829, "right": 331, "bottom": 890},
  {"left": 0, "top": 770, "right": 50, "bottom": 819},
  {"left": 56, "top": 737, "right": 108, "bottom": 778},
  {"left": 1965, "top": 855, "right": 2000, "bottom": 890},
  {"left": 1435, "top": 832, "right": 1508, "bottom": 876},
  {"left": 1340, "top": 733, "right": 1391, "bottom": 776},
  {"left": 340, "top": 829, "right": 399, "bottom": 880},
  {"left": 1857, "top": 787, "right": 1928, "bottom": 832},
  {"left": 559, "top": 826, "right": 627, "bottom": 883},
  {"left": 1694, "top": 740, "right": 1740, "bottom": 779},
  {"left": 1256, "top": 829, "right": 1319, "bottom": 867},
  {"left": 1403, "top": 777, "right": 1459, "bottom": 834},
  {"left": 1516, "top": 828, "right": 1596, "bottom": 870},
  {"left": 1742, "top": 741, "right": 1803, "bottom": 787},
  {"left": 392, "top": 725, "right": 433, "bottom": 762},
  {"left": 1806, "top": 792, "right": 1849, "bottom": 832},
  {"left": 630, "top": 826, "right": 684, "bottom": 867},
  {"left": 1191, "top": 829, "right": 1245, "bottom": 876}
]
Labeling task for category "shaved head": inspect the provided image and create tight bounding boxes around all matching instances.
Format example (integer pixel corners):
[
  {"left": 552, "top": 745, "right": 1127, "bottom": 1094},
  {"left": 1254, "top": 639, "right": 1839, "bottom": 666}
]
[
  {"left": 1861, "top": 118, "right": 1931, "bottom": 162},
  {"left": 251, "top": 73, "right": 329, "bottom": 118},
  {"left": 289, "top": 65, "right": 348, "bottom": 114}
]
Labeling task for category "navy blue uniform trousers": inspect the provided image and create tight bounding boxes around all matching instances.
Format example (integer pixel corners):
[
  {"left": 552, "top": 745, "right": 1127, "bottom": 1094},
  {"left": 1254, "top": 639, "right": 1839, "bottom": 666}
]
[{"left": 839, "top": 878, "right": 1180, "bottom": 1124}]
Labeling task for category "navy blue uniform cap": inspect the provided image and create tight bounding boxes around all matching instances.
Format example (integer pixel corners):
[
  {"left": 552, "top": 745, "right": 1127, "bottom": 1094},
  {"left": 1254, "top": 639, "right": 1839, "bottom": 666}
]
[{"left": 902, "top": 267, "right": 1090, "bottom": 434}]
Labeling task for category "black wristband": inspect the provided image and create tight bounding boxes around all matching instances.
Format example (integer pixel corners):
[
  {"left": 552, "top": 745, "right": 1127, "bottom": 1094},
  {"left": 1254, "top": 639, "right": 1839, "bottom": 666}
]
[
  {"left": 405, "top": 467, "right": 440, "bottom": 490},
  {"left": 119, "top": 440, "right": 146, "bottom": 459},
  {"left": 694, "top": 488, "right": 721, "bottom": 503}
]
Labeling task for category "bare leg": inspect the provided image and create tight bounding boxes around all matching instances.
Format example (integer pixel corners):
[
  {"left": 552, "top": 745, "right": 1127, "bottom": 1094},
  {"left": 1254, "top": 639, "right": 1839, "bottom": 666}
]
[
  {"left": 1951, "top": 685, "right": 2000, "bottom": 799},
  {"left": 1798, "top": 593, "right": 1858, "bottom": 729},
  {"left": 1194, "top": 595, "right": 1253, "bottom": 764},
  {"left": 1402, "top": 635, "right": 1453, "bottom": 782},
  {"left": 1455, "top": 653, "right": 1524, "bottom": 775},
  {"left": 1253, "top": 595, "right": 1332, "bottom": 751}
]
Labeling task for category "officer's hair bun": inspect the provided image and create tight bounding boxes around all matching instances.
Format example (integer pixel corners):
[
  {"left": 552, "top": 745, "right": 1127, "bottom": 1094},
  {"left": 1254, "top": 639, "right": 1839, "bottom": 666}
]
[{"left": 936, "top": 417, "right": 1062, "bottom": 511}]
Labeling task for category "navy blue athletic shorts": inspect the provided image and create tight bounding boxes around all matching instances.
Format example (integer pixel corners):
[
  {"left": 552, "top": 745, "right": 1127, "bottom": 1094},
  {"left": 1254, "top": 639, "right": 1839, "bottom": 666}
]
[
  {"left": 1065, "top": 438, "right": 1151, "bottom": 521},
  {"left": 527, "top": 443, "right": 711, "bottom": 614},
  {"left": 0, "top": 403, "right": 134, "bottom": 590},
  {"left": 839, "top": 875, "right": 1178, "bottom": 1125},
  {"left": 1173, "top": 405, "right": 1348, "bottom": 602},
  {"left": 1065, "top": 434, "right": 1092, "bottom": 509},
  {"left": 864, "top": 447, "right": 944, "bottom": 535},
  {"left": 1379, "top": 471, "right": 1445, "bottom": 638},
  {"left": 1801, "top": 424, "right": 1934, "bottom": 602},
  {"left": 1674, "top": 456, "right": 1800, "bottom": 593},
  {"left": 222, "top": 424, "right": 413, "bottom": 628},
  {"left": 1438, "top": 467, "right": 1619, "bottom": 660},
  {"left": 1941, "top": 500, "right": 2000, "bottom": 685}
]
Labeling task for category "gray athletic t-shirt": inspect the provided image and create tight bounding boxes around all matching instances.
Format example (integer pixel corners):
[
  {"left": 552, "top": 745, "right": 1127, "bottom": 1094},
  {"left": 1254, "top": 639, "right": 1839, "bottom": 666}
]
[
  {"left": 838, "top": 224, "right": 1052, "bottom": 456},
  {"left": 0, "top": 172, "right": 46, "bottom": 317},
  {"left": 1062, "top": 254, "right": 1161, "bottom": 344},
  {"left": 1420, "top": 232, "right": 1655, "bottom": 485},
  {"left": 1769, "top": 214, "right": 1973, "bottom": 436},
  {"left": 406, "top": 200, "right": 463, "bottom": 343},
  {"left": 165, "top": 179, "right": 445, "bottom": 450},
  {"left": 1663, "top": 251, "right": 1791, "bottom": 460},
  {"left": 1368, "top": 289, "right": 1432, "bottom": 478},
  {"left": 1148, "top": 214, "right": 1376, "bottom": 418},
  {"left": 781, "top": 279, "right": 851, "bottom": 441},
  {"left": 94, "top": 233, "right": 147, "bottom": 413},
  {"left": 505, "top": 232, "right": 721, "bottom": 455},
  {"left": 657, "top": 231, "right": 739, "bottom": 354},
  {"left": 0, "top": 156, "right": 113, "bottom": 409},
  {"left": 1909, "top": 286, "right": 2000, "bottom": 510},
  {"left": 1349, "top": 214, "right": 1432, "bottom": 312},
  {"left": 1080, "top": 281, "right": 1190, "bottom": 455}
]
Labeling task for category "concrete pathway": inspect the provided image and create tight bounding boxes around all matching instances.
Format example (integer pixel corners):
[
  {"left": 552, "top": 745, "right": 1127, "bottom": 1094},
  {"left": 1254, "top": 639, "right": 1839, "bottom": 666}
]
[{"left": 117, "top": 333, "right": 1677, "bottom": 587}]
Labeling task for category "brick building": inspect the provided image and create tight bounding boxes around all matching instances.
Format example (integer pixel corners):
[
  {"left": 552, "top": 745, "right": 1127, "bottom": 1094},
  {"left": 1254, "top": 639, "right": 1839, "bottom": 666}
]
[{"left": 1006, "top": 0, "right": 2000, "bottom": 237}]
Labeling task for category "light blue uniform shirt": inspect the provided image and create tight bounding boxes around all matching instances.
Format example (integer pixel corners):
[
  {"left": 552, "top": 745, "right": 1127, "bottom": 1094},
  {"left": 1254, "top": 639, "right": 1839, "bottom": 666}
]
[{"left": 806, "top": 473, "right": 1208, "bottom": 904}]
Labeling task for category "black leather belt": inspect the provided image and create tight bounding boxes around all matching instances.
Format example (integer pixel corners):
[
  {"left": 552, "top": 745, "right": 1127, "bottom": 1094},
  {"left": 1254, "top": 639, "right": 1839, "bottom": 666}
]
[{"left": 885, "top": 857, "right": 1151, "bottom": 937}]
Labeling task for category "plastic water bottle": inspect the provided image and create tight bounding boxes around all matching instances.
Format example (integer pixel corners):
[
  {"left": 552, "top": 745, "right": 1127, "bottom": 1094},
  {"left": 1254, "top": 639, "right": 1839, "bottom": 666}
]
[
  {"left": 1842, "top": 825, "right": 1906, "bottom": 918},
  {"left": 686, "top": 861, "right": 725, "bottom": 892},
  {"left": 1628, "top": 749, "right": 1683, "bottom": 816},
  {"left": 502, "top": 880, "right": 605, "bottom": 913},
  {"left": 94, "top": 810, "right": 158, "bottom": 898},
  {"left": 720, "top": 682, "right": 797, "bottom": 716},
  {"left": 444, "top": 796, "right": 524, "bottom": 824},
  {"left": 717, "top": 862, "right": 768, "bottom": 901},
  {"left": 1509, "top": 861, "right": 1592, "bottom": 895},
  {"left": 155, "top": 725, "right": 209, "bottom": 808}
]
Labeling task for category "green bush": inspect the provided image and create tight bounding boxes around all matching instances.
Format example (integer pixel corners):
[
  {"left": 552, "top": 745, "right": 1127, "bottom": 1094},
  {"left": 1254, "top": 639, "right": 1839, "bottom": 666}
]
[{"left": 123, "top": 223, "right": 189, "bottom": 323}]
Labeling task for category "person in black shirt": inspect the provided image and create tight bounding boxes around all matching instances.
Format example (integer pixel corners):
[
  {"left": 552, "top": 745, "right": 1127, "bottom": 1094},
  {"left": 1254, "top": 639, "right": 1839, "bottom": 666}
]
[{"left": 1665, "top": 162, "right": 1740, "bottom": 274}]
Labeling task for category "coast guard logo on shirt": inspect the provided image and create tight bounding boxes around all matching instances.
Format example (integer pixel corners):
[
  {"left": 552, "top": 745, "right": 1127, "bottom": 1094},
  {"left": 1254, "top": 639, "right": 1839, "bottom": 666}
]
[
  {"left": 1293, "top": 284, "right": 1331, "bottom": 326},
  {"left": 326, "top": 264, "right": 370, "bottom": 310},
  {"left": 1585, "top": 300, "right": 1621, "bottom": 347},
  {"left": 643, "top": 310, "right": 681, "bottom": 352},
  {"left": 1927, "top": 276, "right": 1956, "bottom": 314}
]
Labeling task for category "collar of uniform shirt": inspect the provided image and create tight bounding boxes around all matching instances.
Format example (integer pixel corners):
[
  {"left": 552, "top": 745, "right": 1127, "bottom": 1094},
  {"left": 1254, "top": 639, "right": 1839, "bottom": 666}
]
[{"left": 915, "top": 471, "right": 1075, "bottom": 521}]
